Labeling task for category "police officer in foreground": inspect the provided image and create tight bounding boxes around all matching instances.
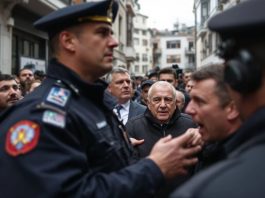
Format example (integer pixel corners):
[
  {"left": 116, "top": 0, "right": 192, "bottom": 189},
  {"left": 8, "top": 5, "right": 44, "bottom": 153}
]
[
  {"left": 0, "top": 1, "right": 201, "bottom": 197},
  {"left": 170, "top": 0, "right": 265, "bottom": 197}
]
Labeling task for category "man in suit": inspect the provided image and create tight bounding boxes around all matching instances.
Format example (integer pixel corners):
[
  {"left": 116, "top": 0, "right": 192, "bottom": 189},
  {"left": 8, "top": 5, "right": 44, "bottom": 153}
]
[{"left": 106, "top": 67, "right": 146, "bottom": 125}]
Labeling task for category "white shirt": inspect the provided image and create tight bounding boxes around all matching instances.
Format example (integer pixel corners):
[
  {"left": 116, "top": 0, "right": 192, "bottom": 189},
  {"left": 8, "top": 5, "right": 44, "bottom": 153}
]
[{"left": 114, "top": 100, "right": 130, "bottom": 125}]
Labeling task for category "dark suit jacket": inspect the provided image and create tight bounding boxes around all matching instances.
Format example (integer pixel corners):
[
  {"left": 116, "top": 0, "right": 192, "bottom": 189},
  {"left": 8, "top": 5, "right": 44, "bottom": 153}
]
[{"left": 128, "top": 100, "right": 146, "bottom": 122}]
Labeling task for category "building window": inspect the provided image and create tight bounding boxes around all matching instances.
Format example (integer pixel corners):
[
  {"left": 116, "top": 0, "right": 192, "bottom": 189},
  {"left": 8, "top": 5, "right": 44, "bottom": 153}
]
[
  {"left": 142, "top": 39, "right": 148, "bottom": 46},
  {"left": 134, "top": 38, "right": 140, "bottom": 46},
  {"left": 142, "top": 65, "right": 148, "bottom": 74},
  {"left": 134, "top": 29, "right": 139, "bottom": 34},
  {"left": 61, "top": 0, "right": 71, "bottom": 4},
  {"left": 166, "top": 40, "right": 181, "bottom": 49},
  {"left": 136, "top": 53, "right": 140, "bottom": 62},
  {"left": 201, "top": 0, "right": 210, "bottom": 24},
  {"left": 142, "top": 30, "right": 147, "bottom": 35},
  {"left": 142, "top": 54, "right": 148, "bottom": 62},
  {"left": 142, "top": 18, "right": 146, "bottom": 24},
  {"left": 188, "top": 41, "right": 194, "bottom": 51},
  {"left": 12, "top": 29, "right": 46, "bottom": 74},
  {"left": 135, "top": 65, "right": 139, "bottom": 73},
  {"left": 216, "top": 33, "right": 221, "bottom": 51},
  {"left": 208, "top": 33, "right": 212, "bottom": 54},
  {"left": 167, "top": 54, "right": 181, "bottom": 63}
]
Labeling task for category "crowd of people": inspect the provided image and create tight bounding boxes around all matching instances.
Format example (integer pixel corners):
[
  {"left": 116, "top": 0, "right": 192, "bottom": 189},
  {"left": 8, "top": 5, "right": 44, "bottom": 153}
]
[
  {"left": 0, "top": 68, "right": 45, "bottom": 113},
  {"left": 0, "top": 0, "right": 265, "bottom": 197}
]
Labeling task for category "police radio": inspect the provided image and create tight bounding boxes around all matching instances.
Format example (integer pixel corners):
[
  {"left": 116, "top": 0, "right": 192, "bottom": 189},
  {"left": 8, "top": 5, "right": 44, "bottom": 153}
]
[{"left": 224, "top": 49, "right": 262, "bottom": 94}]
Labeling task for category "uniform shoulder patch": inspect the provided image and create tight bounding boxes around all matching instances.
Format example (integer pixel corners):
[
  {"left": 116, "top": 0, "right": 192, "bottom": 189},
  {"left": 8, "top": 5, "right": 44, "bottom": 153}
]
[
  {"left": 5, "top": 120, "right": 40, "bottom": 157},
  {"left": 43, "top": 110, "right": 66, "bottom": 128},
  {"left": 46, "top": 86, "right": 71, "bottom": 107}
]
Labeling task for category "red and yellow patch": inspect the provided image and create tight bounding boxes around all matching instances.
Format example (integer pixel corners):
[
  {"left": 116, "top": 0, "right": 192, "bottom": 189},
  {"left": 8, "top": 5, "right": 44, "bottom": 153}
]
[{"left": 5, "top": 120, "right": 40, "bottom": 156}]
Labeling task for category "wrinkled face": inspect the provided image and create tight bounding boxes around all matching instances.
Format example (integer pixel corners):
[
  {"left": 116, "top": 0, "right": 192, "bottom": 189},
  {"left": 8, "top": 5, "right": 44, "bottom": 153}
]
[
  {"left": 175, "top": 91, "right": 185, "bottom": 111},
  {"left": 19, "top": 69, "right": 34, "bottom": 84},
  {"left": 147, "top": 85, "right": 176, "bottom": 124},
  {"left": 185, "top": 79, "right": 230, "bottom": 143},
  {"left": 73, "top": 23, "right": 118, "bottom": 79},
  {"left": 0, "top": 80, "right": 21, "bottom": 110},
  {"left": 108, "top": 72, "right": 132, "bottom": 103},
  {"left": 159, "top": 73, "right": 177, "bottom": 87}
]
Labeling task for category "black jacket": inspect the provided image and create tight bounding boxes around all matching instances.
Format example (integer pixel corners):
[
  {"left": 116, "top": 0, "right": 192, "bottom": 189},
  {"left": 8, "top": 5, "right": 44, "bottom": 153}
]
[
  {"left": 0, "top": 59, "right": 165, "bottom": 198},
  {"left": 126, "top": 108, "right": 197, "bottom": 158},
  {"left": 126, "top": 108, "right": 197, "bottom": 197},
  {"left": 128, "top": 100, "right": 146, "bottom": 122},
  {"left": 192, "top": 133, "right": 236, "bottom": 174},
  {"left": 170, "top": 107, "right": 265, "bottom": 198}
]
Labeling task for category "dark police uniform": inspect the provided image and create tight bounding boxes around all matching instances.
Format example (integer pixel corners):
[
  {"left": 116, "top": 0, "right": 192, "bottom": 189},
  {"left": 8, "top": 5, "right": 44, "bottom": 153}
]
[
  {"left": 170, "top": 0, "right": 265, "bottom": 197},
  {"left": 0, "top": 59, "right": 164, "bottom": 198},
  {"left": 0, "top": 1, "right": 165, "bottom": 197}
]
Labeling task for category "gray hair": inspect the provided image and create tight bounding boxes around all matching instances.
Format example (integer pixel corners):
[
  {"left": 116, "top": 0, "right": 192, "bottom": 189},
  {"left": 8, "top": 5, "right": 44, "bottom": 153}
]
[
  {"left": 175, "top": 90, "right": 185, "bottom": 110},
  {"left": 105, "top": 67, "right": 130, "bottom": 84},
  {"left": 148, "top": 81, "right": 177, "bottom": 100}
]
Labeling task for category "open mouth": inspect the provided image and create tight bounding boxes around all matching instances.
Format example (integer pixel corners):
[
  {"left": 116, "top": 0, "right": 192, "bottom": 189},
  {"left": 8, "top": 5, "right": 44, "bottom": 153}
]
[
  {"left": 8, "top": 99, "right": 19, "bottom": 104},
  {"left": 197, "top": 123, "right": 205, "bottom": 134}
]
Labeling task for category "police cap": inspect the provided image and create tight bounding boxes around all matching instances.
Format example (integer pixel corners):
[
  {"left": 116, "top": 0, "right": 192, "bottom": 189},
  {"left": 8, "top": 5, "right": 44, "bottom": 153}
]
[
  {"left": 34, "top": 0, "right": 119, "bottom": 37},
  {"left": 208, "top": 0, "right": 265, "bottom": 39}
]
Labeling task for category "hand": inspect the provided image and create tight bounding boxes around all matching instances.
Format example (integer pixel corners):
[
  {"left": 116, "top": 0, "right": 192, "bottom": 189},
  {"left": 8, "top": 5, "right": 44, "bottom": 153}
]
[
  {"left": 147, "top": 132, "right": 201, "bottom": 179},
  {"left": 130, "top": 138, "right": 144, "bottom": 146},
  {"left": 185, "top": 128, "right": 204, "bottom": 147}
]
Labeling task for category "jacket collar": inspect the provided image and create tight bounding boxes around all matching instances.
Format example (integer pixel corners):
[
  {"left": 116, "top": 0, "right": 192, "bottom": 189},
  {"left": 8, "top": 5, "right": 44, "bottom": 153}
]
[
  {"left": 224, "top": 107, "right": 265, "bottom": 154},
  {"left": 47, "top": 58, "right": 110, "bottom": 109},
  {"left": 144, "top": 108, "right": 181, "bottom": 127}
]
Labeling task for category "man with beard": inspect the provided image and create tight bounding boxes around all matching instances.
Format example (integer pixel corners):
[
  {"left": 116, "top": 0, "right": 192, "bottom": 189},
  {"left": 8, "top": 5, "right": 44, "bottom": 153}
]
[
  {"left": 0, "top": 74, "right": 22, "bottom": 113},
  {"left": 18, "top": 67, "right": 34, "bottom": 96}
]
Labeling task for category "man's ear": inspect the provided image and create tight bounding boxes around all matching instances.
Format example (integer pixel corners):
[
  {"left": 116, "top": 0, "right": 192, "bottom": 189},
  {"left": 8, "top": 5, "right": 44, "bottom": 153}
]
[
  {"left": 59, "top": 31, "right": 76, "bottom": 52},
  {"left": 107, "top": 84, "right": 112, "bottom": 93},
  {"left": 226, "top": 101, "right": 240, "bottom": 120}
]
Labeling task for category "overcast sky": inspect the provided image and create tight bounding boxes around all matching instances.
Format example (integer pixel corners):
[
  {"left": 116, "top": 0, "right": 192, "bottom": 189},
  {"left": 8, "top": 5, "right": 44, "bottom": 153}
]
[{"left": 138, "top": 0, "right": 194, "bottom": 30}]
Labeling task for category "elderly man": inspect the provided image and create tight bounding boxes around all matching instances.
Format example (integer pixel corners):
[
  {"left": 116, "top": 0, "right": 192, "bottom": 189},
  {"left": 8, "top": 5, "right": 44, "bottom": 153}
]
[
  {"left": 127, "top": 81, "right": 199, "bottom": 197},
  {"left": 106, "top": 67, "right": 146, "bottom": 125},
  {"left": 0, "top": 1, "right": 201, "bottom": 197},
  {"left": 0, "top": 74, "right": 22, "bottom": 112},
  {"left": 127, "top": 81, "right": 197, "bottom": 158},
  {"left": 158, "top": 67, "right": 190, "bottom": 111},
  {"left": 171, "top": 0, "right": 265, "bottom": 197}
]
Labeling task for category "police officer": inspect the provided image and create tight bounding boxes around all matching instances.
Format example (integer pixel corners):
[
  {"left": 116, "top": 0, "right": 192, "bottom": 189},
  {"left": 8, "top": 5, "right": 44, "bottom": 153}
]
[
  {"left": 170, "top": 0, "right": 265, "bottom": 197},
  {"left": 0, "top": 1, "right": 201, "bottom": 197}
]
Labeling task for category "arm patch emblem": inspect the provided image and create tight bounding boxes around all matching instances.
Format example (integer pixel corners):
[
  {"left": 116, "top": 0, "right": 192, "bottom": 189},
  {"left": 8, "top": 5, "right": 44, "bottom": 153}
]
[{"left": 5, "top": 120, "right": 40, "bottom": 157}]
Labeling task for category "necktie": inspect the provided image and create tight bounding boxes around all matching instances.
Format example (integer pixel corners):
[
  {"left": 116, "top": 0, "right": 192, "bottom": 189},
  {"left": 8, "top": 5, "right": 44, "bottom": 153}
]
[{"left": 115, "top": 105, "right": 123, "bottom": 119}]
